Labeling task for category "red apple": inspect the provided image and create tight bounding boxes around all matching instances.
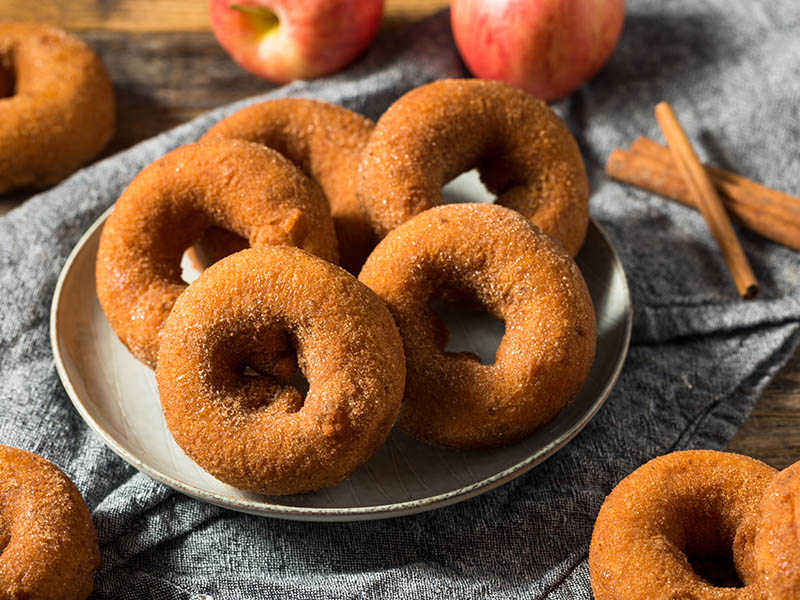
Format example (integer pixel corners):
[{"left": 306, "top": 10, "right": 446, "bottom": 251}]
[
  {"left": 210, "top": 0, "right": 383, "bottom": 84},
  {"left": 451, "top": 0, "right": 625, "bottom": 102}
]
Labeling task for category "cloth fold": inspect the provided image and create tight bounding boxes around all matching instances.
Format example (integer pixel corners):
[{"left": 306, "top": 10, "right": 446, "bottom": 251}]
[{"left": 0, "top": 2, "right": 798, "bottom": 598}]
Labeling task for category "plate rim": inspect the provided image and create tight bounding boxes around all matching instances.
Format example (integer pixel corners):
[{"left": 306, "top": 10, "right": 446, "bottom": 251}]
[{"left": 50, "top": 207, "right": 632, "bottom": 522}]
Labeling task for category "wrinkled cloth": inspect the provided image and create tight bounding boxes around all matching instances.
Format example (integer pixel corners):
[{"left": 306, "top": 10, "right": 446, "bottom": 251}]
[{"left": 1, "top": 3, "right": 799, "bottom": 598}]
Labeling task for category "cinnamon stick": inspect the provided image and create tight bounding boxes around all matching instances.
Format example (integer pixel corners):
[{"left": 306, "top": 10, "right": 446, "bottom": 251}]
[
  {"left": 631, "top": 136, "right": 800, "bottom": 224},
  {"left": 605, "top": 145, "right": 800, "bottom": 252},
  {"left": 654, "top": 101, "right": 759, "bottom": 299}
]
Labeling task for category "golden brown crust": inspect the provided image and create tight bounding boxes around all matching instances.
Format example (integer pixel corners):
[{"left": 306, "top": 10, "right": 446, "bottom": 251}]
[
  {"left": 358, "top": 78, "right": 589, "bottom": 256},
  {"left": 96, "top": 139, "right": 338, "bottom": 368},
  {"left": 197, "top": 98, "right": 377, "bottom": 273},
  {"left": 0, "top": 444, "right": 100, "bottom": 600},
  {"left": 155, "top": 247, "right": 406, "bottom": 495},
  {"left": 358, "top": 203, "right": 595, "bottom": 449},
  {"left": 754, "top": 461, "right": 800, "bottom": 599},
  {"left": 0, "top": 23, "right": 114, "bottom": 194},
  {"left": 589, "top": 450, "right": 779, "bottom": 600}
]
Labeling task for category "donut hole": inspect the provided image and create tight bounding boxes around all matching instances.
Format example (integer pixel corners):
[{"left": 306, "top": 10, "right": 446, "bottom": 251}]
[
  {"left": 240, "top": 361, "right": 309, "bottom": 414},
  {"left": 287, "top": 368, "right": 310, "bottom": 398},
  {"left": 0, "top": 49, "right": 15, "bottom": 99},
  {"left": 240, "top": 335, "right": 309, "bottom": 413},
  {"left": 202, "top": 323, "right": 309, "bottom": 414},
  {"left": 181, "top": 227, "right": 251, "bottom": 281},
  {"left": 179, "top": 250, "right": 202, "bottom": 284},
  {"left": 688, "top": 555, "right": 743, "bottom": 588},
  {"left": 430, "top": 294, "right": 505, "bottom": 366},
  {"left": 676, "top": 501, "right": 746, "bottom": 589},
  {"left": 441, "top": 170, "right": 495, "bottom": 206}
]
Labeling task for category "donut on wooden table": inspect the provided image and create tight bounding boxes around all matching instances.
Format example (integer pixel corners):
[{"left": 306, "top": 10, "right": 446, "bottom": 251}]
[
  {"left": 590, "top": 450, "right": 783, "bottom": 600},
  {"left": 0, "top": 23, "right": 114, "bottom": 194}
]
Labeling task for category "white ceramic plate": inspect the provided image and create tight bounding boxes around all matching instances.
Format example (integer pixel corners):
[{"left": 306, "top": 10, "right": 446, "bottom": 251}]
[{"left": 51, "top": 174, "right": 632, "bottom": 521}]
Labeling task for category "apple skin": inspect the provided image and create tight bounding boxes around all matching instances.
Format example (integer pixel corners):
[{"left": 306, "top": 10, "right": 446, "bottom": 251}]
[
  {"left": 210, "top": 0, "right": 383, "bottom": 83},
  {"left": 450, "top": 0, "right": 625, "bottom": 102}
]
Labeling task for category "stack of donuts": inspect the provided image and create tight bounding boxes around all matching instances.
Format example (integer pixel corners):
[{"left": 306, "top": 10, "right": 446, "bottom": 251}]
[
  {"left": 3, "top": 22, "right": 798, "bottom": 600},
  {"left": 95, "top": 78, "right": 597, "bottom": 495}
]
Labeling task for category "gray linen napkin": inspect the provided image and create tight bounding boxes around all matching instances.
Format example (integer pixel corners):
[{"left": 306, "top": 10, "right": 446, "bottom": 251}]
[{"left": 1, "top": 3, "right": 799, "bottom": 598}]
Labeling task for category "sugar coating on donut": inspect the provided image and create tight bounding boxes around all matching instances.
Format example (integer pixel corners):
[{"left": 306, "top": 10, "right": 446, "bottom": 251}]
[
  {"left": 589, "top": 450, "right": 779, "bottom": 600},
  {"left": 754, "top": 461, "right": 800, "bottom": 598},
  {"left": 197, "top": 98, "right": 377, "bottom": 273},
  {"left": 358, "top": 78, "right": 589, "bottom": 256},
  {"left": 156, "top": 246, "right": 406, "bottom": 495},
  {"left": 0, "top": 444, "right": 100, "bottom": 600},
  {"left": 0, "top": 23, "right": 114, "bottom": 193},
  {"left": 96, "top": 139, "right": 338, "bottom": 368},
  {"left": 359, "top": 203, "right": 595, "bottom": 449}
]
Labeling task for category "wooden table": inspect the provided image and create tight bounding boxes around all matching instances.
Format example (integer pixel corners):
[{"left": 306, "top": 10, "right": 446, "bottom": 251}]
[{"left": 2, "top": 1, "right": 798, "bottom": 469}]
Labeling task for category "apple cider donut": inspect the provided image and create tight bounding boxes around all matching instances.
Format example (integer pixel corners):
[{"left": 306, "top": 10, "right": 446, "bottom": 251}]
[
  {"left": 358, "top": 78, "right": 589, "bottom": 256},
  {"left": 197, "top": 98, "right": 377, "bottom": 273},
  {"left": 156, "top": 246, "right": 406, "bottom": 495},
  {"left": 0, "top": 444, "right": 100, "bottom": 600},
  {"left": 589, "top": 450, "right": 779, "bottom": 600},
  {"left": 358, "top": 203, "right": 595, "bottom": 449},
  {"left": 96, "top": 139, "right": 338, "bottom": 368},
  {"left": 753, "top": 461, "right": 800, "bottom": 598},
  {"left": 0, "top": 23, "right": 114, "bottom": 194}
]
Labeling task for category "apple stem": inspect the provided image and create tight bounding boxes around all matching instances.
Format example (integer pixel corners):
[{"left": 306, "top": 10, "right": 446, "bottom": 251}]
[
  {"left": 229, "top": 4, "right": 266, "bottom": 15},
  {"left": 229, "top": 4, "right": 280, "bottom": 29}
]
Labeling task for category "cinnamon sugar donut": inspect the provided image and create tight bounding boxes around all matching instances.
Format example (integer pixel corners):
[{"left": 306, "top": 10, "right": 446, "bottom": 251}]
[
  {"left": 96, "top": 139, "right": 338, "bottom": 368},
  {"left": 753, "top": 461, "right": 800, "bottom": 598},
  {"left": 197, "top": 98, "right": 377, "bottom": 273},
  {"left": 358, "top": 78, "right": 589, "bottom": 255},
  {"left": 0, "top": 444, "right": 100, "bottom": 600},
  {"left": 589, "top": 450, "right": 779, "bottom": 600},
  {"left": 156, "top": 246, "right": 405, "bottom": 495},
  {"left": 358, "top": 203, "right": 595, "bottom": 449},
  {"left": 0, "top": 23, "right": 114, "bottom": 194}
]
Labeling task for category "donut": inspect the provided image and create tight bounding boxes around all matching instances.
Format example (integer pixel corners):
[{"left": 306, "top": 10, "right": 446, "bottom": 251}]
[
  {"left": 753, "top": 460, "right": 800, "bottom": 598},
  {"left": 196, "top": 98, "right": 377, "bottom": 273},
  {"left": 358, "top": 203, "right": 596, "bottom": 449},
  {"left": 0, "top": 23, "right": 114, "bottom": 194},
  {"left": 155, "top": 246, "right": 406, "bottom": 495},
  {"left": 589, "top": 450, "right": 779, "bottom": 600},
  {"left": 96, "top": 139, "right": 338, "bottom": 368},
  {"left": 358, "top": 78, "right": 589, "bottom": 256},
  {"left": 0, "top": 444, "right": 100, "bottom": 600}
]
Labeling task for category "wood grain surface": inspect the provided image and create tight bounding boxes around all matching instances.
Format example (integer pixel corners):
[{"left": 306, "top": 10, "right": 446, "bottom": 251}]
[
  {"left": 1, "top": 1, "right": 798, "bottom": 469},
  {"left": 1, "top": 0, "right": 450, "bottom": 30}
]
